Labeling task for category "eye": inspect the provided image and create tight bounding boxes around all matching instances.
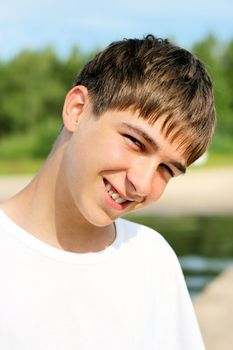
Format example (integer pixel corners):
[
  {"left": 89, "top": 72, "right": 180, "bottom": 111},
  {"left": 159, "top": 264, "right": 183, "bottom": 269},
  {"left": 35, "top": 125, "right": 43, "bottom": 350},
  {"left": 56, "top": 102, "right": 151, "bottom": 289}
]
[
  {"left": 124, "top": 134, "right": 145, "bottom": 151},
  {"left": 160, "top": 163, "right": 174, "bottom": 177}
]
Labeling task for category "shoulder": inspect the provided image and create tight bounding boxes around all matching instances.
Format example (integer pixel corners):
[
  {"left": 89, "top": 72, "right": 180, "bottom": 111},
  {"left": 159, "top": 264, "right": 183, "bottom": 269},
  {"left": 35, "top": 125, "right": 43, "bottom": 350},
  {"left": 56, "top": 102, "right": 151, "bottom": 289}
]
[
  {"left": 116, "top": 217, "right": 180, "bottom": 266},
  {"left": 117, "top": 217, "right": 172, "bottom": 247},
  {"left": 116, "top": 217, "right": 187, "bottom": 290}
]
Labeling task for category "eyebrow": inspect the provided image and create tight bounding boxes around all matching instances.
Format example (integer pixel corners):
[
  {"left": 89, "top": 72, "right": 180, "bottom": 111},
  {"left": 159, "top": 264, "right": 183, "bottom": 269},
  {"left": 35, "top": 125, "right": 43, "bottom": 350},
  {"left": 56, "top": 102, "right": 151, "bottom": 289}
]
[{"left": 122, "top": 122, "right": 186, "bottom": 174}]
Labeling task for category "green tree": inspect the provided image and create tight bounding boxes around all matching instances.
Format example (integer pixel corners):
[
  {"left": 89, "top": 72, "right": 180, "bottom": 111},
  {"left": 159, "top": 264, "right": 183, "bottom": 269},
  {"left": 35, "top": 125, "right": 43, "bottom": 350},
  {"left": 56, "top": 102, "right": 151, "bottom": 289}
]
[
  {"left": 0, "top": 48, "right": 65, "bottom": 136},
  {"left": 192, "top": 35, "right": 233, "bottom": 152}
]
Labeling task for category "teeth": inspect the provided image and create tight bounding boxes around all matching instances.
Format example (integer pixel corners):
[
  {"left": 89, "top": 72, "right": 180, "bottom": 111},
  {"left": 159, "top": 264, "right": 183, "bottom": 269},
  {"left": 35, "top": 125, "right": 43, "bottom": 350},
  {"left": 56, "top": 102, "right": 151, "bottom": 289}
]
[
  {"left": 106, "top": 183, "right": 111, "bottom": 191},
  {"left": 115, "top": 198, "right": 127, "bottom": 204},
  {"left": 105, "top": 180, "right": 128, "bottom": 204},
  {"left": 111, "top": 193, "right": 120, "bottom": 200}
]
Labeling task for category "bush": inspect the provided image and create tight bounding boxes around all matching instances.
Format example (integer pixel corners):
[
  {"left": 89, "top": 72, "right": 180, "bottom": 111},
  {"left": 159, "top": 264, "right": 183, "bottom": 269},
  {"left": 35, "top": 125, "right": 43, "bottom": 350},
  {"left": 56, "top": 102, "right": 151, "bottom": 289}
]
[
  {"left": 0, "top": 119, "right": 62, "bottom": 160},
  {"left": 0, "top": 133, "right": 35, "bottom": 159},
  {"left": 31, "top": 119, "right": 62, "bottom": 158}
]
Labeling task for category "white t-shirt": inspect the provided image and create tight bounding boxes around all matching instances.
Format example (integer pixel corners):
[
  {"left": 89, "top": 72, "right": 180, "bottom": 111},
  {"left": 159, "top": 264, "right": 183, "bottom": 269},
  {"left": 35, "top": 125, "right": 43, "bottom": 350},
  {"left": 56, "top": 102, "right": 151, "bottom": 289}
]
[{"left": 0, "top": 209, "right": 205, "bottom": 349}]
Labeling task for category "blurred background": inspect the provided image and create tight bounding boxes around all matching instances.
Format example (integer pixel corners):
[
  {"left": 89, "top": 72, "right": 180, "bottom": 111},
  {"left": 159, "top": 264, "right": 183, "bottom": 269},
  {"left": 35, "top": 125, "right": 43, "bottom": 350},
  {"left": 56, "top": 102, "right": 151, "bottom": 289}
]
[{"left": 0, "top": 1, "right": 233, "bottom": 348}]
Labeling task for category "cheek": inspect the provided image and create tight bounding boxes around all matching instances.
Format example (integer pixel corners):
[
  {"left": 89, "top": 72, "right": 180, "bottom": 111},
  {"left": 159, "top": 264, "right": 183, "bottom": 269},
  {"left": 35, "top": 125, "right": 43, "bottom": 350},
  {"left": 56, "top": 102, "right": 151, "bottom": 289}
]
[
  {"left": 68, "top": 136, "right": 131, "bottom": 182},
  {"left": 98, "top": 141, "right": 131, "bottom": 170},
  {"left": 135, "top": 177, "right": 168, "bottom": 211},
  {"left": 150, "top": 177, "right": 169, "bottom": 201}
]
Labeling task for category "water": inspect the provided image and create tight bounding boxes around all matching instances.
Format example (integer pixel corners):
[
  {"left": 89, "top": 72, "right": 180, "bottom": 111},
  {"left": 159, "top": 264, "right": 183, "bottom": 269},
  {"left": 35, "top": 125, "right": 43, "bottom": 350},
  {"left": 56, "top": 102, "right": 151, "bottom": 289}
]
[
  {"left": 179, "top": 255, "right": 233, "bottom": 297},
  {"left": 125, "top": 214, "right": 233, "bottom": 297}
]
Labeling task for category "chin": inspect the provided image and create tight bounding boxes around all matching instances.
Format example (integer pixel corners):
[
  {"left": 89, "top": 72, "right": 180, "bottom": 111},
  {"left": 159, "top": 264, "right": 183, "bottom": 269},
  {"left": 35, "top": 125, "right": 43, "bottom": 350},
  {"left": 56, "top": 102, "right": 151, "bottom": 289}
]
[
  {"left": 79, "top": 206, "right": 115, "bottom": 227},
  {"left": 87, "top": 215, "right": 115, "bottom": 227},
  {"left": 75, "top": 193, "right": 122, "bottom": 227}
]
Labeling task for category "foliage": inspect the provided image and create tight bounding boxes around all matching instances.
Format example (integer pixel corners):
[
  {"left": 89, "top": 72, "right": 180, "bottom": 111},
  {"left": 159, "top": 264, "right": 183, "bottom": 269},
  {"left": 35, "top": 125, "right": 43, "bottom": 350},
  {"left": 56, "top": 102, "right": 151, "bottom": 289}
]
[
  {"left": 31, "top": 119, "right": 62, "bottom": 158},
  {"left": 192, "top": 34, "right": 233, "bottom": 152},
  {"left": 0, "top": 47, "right": 94, "bottom": 137}
]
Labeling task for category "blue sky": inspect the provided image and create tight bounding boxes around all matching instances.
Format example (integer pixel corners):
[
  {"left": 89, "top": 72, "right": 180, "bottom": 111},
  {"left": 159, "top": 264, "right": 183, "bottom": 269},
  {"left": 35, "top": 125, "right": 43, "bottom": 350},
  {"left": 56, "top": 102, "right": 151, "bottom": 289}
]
[{"left": 1, "top": 0, "right": 233, "bottom": 59}]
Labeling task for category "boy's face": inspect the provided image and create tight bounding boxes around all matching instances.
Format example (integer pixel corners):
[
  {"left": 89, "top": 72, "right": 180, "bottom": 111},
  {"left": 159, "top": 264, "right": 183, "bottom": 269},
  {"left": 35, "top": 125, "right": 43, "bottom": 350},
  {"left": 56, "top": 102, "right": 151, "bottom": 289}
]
[{"left": 63, "top": 107, "right": 186, "bottom": 227}]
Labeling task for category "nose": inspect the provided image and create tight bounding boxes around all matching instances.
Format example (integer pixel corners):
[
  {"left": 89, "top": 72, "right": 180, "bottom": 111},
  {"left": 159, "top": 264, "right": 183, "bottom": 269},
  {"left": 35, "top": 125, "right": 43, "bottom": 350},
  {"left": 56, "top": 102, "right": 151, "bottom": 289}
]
[{"left": 126, "top": 157, "right": 163, "bottom": 199}]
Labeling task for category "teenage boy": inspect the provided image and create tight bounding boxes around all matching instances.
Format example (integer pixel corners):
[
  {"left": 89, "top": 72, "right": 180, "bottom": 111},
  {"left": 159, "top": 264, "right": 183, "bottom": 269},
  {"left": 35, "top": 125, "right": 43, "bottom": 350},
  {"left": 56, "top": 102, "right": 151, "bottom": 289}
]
[{"left": 0, "top": 35, "right": 215, "bottom": 349}]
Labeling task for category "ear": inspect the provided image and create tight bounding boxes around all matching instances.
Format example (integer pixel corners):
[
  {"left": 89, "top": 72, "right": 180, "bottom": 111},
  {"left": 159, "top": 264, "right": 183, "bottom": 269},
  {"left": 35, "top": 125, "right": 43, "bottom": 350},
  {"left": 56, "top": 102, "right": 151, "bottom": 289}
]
[{"left": 62, "top": 85, "right": 90, "bottom": 132}]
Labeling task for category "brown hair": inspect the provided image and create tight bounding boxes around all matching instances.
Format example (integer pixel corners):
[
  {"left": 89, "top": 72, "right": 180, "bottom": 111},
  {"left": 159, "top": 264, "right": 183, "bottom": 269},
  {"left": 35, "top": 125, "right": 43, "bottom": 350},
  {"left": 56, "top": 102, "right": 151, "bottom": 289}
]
[{"left": 74, "top": 35, "right": 216, "bottom": 165}]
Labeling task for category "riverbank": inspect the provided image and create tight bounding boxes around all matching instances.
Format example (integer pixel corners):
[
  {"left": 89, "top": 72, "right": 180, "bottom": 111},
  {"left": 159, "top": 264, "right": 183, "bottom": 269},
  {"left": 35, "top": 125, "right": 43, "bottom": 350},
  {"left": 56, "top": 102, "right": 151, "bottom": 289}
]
[{"left": 194, "top": 266, "right": 233, "bottom": 350}]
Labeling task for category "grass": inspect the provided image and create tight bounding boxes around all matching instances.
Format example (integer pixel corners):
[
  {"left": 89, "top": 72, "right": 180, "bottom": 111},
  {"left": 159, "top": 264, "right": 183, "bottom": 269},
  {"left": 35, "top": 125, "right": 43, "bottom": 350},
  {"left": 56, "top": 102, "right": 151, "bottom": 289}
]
[
  {"left": 204, "top": 153, "right": 233, "bottom": 167},
  {"left": 0, "top": 133, "right": 35, "bottom": 160},
  {"left": 190, "top": 152, "right": 233, "bottom": 170},
  {"left": 0, "top": 159, "right": 44, "bottom": 175}
]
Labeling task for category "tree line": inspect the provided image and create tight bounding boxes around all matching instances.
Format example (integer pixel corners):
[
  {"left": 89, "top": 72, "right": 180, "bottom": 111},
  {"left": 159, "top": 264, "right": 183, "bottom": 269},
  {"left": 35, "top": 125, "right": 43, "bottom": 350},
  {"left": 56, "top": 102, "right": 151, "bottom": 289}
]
[{"left": 0, "top": 34, "right": 232, "bottom": 158}]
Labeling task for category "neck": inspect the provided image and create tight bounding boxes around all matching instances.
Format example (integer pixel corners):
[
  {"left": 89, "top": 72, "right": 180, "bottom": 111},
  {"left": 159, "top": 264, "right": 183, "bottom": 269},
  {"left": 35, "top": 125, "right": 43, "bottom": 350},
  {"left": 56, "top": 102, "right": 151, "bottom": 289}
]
[{"left": 1, "top": 136, "right": 116, "bottom": 253}]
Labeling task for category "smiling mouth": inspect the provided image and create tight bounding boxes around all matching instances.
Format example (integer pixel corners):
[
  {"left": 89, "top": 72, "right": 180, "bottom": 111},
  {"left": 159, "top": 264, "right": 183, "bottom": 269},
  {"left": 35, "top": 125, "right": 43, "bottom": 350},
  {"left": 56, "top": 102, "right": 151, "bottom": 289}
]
[{"left": 103, "top": 178, "right": 133, "bottom": 210}]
